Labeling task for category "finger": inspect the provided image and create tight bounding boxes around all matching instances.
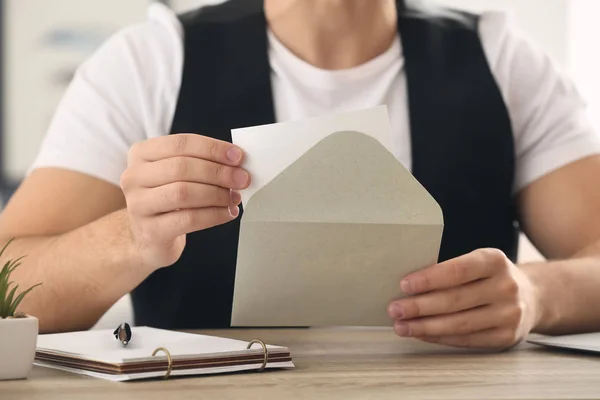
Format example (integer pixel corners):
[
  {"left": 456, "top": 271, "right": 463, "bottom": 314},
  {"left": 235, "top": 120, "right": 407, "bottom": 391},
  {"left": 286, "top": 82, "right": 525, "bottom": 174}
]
[
  {"left": 416, "top": 328, "right": 520, "bottom": 350},
  {"left": 122, "top": 157, "right": 250, "bottom": 190},
  {"left": 388, "top": 277, "right": 499, "bottom": 320},
  {"left": 144, "top": 206, "right": 240, "bottom": 242},
  {"left": 129, "top": 183, "right": 242, "bottom": 215},
  {"left": 393, "top": 305, "right": 501, "bottom": 338},
  {"left": 128, "top": 134, "right": 244, "bottom": 166},
  {"left": 400, "top": 248, "right": 509, "bottom": 295}
]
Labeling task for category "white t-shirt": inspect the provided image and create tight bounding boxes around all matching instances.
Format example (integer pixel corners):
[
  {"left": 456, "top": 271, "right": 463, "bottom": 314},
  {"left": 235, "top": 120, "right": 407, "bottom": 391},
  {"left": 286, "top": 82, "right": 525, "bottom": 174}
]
[{"left": 31, "top": 3, "right": 600, "bottom": 193}]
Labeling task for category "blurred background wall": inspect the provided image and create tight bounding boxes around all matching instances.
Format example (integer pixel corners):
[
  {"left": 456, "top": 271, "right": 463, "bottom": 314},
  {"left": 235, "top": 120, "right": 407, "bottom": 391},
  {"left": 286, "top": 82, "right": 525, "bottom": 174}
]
[
  {"left": 3, "top": 0, "right": 148, "bottom": 187},
  {"left": 0, "top": 0, "right": 597, "bottom": 328}
]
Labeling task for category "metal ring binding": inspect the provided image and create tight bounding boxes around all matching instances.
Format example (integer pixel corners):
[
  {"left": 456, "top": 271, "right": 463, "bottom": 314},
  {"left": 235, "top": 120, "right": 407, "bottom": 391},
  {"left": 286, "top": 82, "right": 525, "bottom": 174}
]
[
  {"left": 246, "top": 339, "right": 268, "bottom": 371},
  {"left": 151, "top": 347, "right": 173, "bottom": 379}
]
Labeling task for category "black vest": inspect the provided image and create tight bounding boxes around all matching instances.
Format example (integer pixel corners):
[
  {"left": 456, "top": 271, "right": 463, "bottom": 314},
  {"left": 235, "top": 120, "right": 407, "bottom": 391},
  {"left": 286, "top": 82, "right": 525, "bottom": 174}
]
[{"left": 130, "top": 0, "right": 518, "bottom": 329}]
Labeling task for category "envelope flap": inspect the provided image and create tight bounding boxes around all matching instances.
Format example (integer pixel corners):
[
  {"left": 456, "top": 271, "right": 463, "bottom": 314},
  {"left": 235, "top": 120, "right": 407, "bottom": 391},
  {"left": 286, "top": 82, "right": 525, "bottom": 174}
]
[{"left": 242, "top": 131, "right": 443, "bottom": 225}]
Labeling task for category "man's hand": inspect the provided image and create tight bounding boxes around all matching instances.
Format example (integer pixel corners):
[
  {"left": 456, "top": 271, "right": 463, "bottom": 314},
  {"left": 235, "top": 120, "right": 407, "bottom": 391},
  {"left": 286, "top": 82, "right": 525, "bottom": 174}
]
[
  {"left": 120, "top": 134, "right": 250, "bottom": 271},
  {"left": 387, "top": 248, "right": 539, "bottom": 350}
]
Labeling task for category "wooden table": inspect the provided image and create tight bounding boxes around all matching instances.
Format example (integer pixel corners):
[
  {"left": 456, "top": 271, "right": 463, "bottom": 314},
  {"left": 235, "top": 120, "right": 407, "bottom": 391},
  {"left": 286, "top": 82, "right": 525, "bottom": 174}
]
[{"left": 3, "top": 328, "right": 600, "bottom": 399}]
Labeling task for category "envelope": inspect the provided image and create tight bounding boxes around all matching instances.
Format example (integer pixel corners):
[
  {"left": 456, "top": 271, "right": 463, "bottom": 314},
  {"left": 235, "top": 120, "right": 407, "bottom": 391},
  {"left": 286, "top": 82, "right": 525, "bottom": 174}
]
[{"left": 230, "top": 107, "right": 443, "bottom": 327}]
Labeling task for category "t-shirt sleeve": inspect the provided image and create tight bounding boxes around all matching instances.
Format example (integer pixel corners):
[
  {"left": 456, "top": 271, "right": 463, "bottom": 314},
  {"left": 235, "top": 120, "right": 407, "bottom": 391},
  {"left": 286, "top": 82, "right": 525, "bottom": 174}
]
[
  {"left": 479, "top": 11, "right": 600, "bottom": 193},
  {"left": 29, "top": 4, "right": 184, "bottom": 187}
]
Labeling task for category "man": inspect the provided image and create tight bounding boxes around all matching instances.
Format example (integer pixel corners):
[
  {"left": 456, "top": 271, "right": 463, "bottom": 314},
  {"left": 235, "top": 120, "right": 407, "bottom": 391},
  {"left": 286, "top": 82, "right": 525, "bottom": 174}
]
[{"left": 1, "top": 0, "right": 600, "bottom": 350}]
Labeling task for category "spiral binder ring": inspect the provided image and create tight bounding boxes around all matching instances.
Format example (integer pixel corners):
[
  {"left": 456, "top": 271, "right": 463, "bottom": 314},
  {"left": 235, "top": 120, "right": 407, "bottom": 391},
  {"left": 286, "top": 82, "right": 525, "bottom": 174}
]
[
  {"left": 152, "top": 347, "right": 173, "bottom": 379},
  {"left": 246, "top": 339, "right": 268, "bottom": 371},
  {"left": 149, "top": 340, "right": 267, "bottom": 378}
]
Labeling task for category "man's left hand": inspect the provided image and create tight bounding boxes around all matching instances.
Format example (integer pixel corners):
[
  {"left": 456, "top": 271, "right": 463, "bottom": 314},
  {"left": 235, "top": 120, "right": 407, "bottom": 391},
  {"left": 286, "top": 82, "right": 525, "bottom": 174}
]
[{"left": 387, "top": 248, "right": 539, "bottom": 349}]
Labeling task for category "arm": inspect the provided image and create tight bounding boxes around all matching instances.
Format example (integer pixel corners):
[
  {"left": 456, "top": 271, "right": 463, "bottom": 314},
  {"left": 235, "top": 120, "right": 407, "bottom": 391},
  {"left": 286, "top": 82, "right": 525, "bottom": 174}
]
[
  {"left": 1, "top": 134, "right": 249, "bottom": 334},
  {"left": 519, "top": 155, "right": 600, "bottom": 335},
  {"left": 0, "top": 168, "right": 141, "bottom": 333}
]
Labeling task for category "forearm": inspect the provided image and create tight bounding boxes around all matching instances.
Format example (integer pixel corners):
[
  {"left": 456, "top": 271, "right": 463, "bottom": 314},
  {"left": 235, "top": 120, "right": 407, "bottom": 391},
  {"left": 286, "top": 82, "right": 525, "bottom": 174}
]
[
  {"left": 523, "top": 241, "right": 600, "bottom": 335},
  {"left": 1, "top": 209, "right": 147, "bottom": 333}
]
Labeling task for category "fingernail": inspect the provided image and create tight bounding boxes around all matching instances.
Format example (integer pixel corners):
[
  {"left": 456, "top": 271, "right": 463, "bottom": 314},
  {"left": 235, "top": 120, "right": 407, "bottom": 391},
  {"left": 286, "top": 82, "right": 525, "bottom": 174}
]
[
  {"left": 394, "top": 322, "right": 410, "bottom": 337},
  {"left": 389, "top": 303, "right": 404, "bottom": 319},
  {"left": 233, "top": 169, "right": 249, "bottom": 188},
  {"left": 226, "top": 147, "right": 242, "bottom": 163},
  {"left": 230, "top": 190, "right": 242, "bottom": 205},
  {"left": 401, "top": 279, "right": 412, "bottom": 294},
  {"left": 228, "top": 205, "right": 239, "bottom": 218}
]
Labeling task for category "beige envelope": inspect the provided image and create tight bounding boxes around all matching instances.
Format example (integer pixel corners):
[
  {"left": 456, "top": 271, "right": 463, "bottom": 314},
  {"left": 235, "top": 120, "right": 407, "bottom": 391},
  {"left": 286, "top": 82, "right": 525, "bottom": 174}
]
[{"left": 231, "top": 130, "right": 443, "bottom": 327}]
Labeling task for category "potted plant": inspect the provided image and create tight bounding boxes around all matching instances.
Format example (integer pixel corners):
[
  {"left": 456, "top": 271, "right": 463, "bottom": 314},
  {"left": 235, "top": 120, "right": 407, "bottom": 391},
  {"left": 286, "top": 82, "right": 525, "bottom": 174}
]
[{"left": 0, "top": 239, "right": 41, "bottom": 380}]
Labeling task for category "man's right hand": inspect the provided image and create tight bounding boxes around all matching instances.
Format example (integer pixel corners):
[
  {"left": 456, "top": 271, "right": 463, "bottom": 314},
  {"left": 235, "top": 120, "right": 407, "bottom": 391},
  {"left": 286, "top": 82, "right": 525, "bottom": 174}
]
[{"left": 120, "top": 134, "right": 250, "bottom": 271}]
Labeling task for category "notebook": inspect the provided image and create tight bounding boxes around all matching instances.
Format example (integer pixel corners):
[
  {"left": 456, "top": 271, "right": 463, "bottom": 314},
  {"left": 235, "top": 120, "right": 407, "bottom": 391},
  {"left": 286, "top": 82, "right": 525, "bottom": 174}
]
[
  {"left": 528, "top": 332, "right": 600, "bottom": 354},
  {"left": 34, "top": 327, "right": 294, "bottom": 381}
]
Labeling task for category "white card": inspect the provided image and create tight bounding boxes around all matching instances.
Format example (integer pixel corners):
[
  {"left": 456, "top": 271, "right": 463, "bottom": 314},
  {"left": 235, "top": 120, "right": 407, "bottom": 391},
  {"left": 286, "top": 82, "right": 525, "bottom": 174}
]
[{"left": 231, "top": 106, "right": 394, "bottom": 206}]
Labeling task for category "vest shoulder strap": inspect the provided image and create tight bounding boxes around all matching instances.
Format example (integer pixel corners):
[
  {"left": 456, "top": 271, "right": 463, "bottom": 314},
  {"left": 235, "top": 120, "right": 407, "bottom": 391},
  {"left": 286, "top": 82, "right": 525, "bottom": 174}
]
[{"left": 171, "top": 0, "right": 275, "bottom": 139}]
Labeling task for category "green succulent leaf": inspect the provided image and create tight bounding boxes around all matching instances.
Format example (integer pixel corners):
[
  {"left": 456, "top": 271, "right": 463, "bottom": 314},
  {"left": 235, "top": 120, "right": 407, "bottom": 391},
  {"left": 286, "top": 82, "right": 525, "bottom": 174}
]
[
  {"left": 0, "top": 239, "right": 41, "bottom": 318},
  {"left": 8, "top": 283, "right": 42, "bottom": 316},
  {"left": 0, "top": 262, "right": 12, "bottom": 283},
  {"left": 0, "top": 283, "right": 8, "bottom": 317},
  {"left": 7, "top": 259, "right": 25, "bottom": 276},
  {"left": 5, "top": 284, "right": 18, "bottom": 312},
  {"left": 0, "top": 280, "right": 15, "bottom": 318},
  {"left": 0, "top": 238, "right": 14, "bottom": 257}
]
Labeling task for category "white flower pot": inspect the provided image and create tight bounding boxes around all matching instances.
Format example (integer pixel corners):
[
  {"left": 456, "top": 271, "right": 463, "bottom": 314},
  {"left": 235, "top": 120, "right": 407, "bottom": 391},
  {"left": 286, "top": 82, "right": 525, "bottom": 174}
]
[{"left": 0, "top": 316, "right": 38, "bottom": 380}]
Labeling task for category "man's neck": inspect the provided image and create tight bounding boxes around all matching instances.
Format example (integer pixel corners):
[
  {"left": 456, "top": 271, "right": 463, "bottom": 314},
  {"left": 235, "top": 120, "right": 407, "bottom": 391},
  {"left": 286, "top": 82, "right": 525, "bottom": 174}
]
[{"left": 265, "top": 0, "right": 398, "bottom": 70}]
